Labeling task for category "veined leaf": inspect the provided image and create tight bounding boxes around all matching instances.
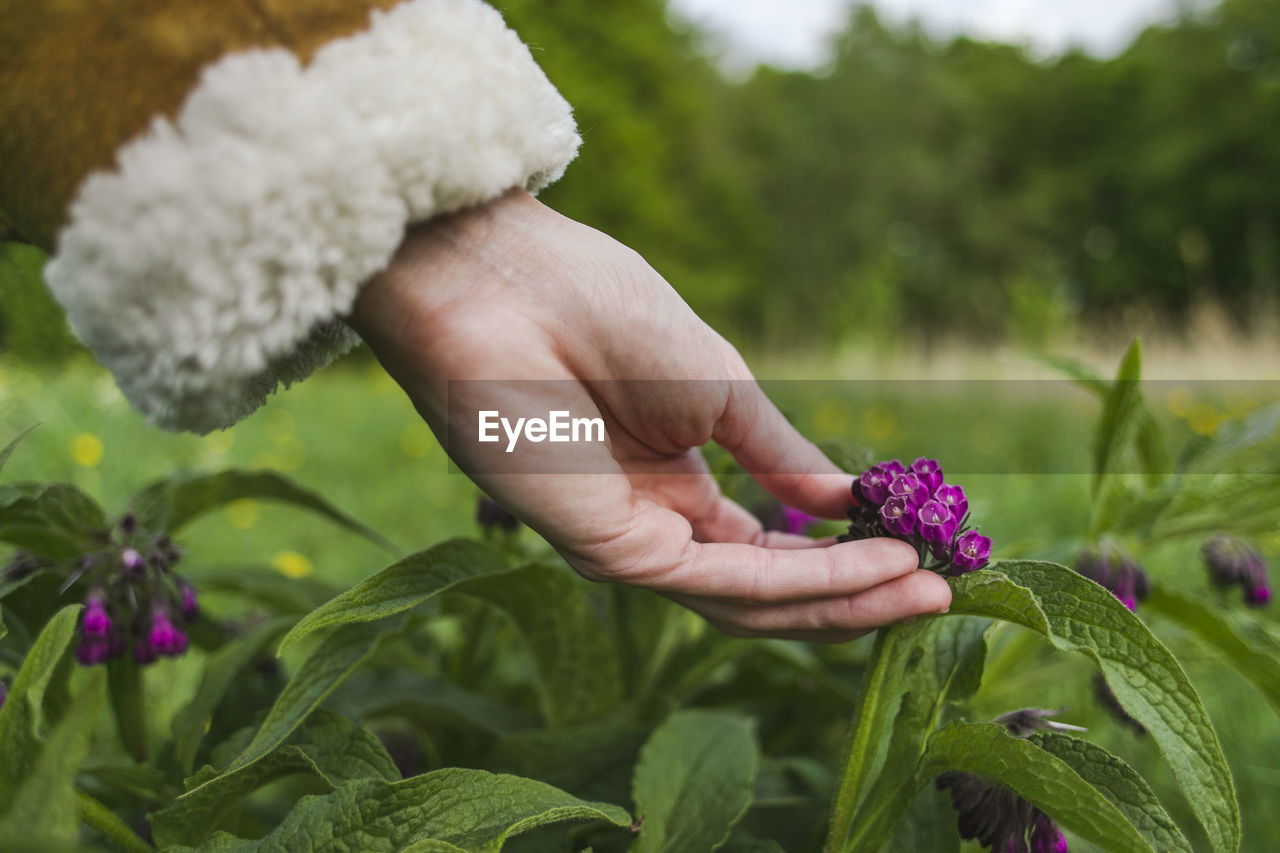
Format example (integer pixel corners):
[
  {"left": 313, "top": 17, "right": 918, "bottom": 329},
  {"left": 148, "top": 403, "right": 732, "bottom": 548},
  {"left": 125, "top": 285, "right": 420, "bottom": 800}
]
[
  {"left": 0, "top": 669, "right": 106, "bottom": 847},
  {"left": 185, "top": 619, "right": 392, "bottom": 799},
  {"left": 827, "top": 618, "right": 988, "bottom": 852},
  {"left": 949, "top": 563, "right": 1239, "bottom": 852},
  {"left": 1145, "top": 586, "right": 1280, "bottom": 718},
  {"left": 129, "top": 469, "right": 392, "bottom": 550},
  {"left": 277, "top": 539, "right": 508, "bottom": 654},
  {"left": 154, "top": 710, "right": 398, "bottom": 848},
  {"left": 175, "top": 769, "right": 631, "bottom": 853},
  {"left": 279, "top": 544, "right": 624, "bottom": 727},
  {"left": 171, "top": 617, "right": 293, "bottom": 774},
  {"left": 0, "top": 482, "right": 107, "bottom": 559},
  {"left": 0, "top": 605, "right": 81, "bottom": 811},
  {"left": 916, "top": 724, "right": 1155, "bottom": 852},
  {"left": 631, "top": 710, "right": 758, "bottom": 853},
  {"left": 456, "top": 563, "right": 624, "bottom": 727},
  {"left": 1031, "top": 731, "right": 1191, "bottom": 852},
  {"left": 193, "top": 567, "right": 339, "bottom": 615}
]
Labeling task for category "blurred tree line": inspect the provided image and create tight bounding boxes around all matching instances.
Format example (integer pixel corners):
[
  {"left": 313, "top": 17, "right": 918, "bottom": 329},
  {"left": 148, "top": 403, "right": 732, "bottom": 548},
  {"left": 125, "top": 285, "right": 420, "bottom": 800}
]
[{"left": 3, "top": 0, "right": 1277, "bottom": 362}]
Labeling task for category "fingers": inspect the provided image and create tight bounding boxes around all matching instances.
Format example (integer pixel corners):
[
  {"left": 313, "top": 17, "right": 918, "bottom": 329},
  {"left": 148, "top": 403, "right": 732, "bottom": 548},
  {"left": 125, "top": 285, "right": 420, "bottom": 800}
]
[
  {"left": 671, "top": 569, "right": 953, "bottom": 641},
  {"left": 578, "top": 500, "right": 922, "bottom": 603},
  {"left": 686, "top": 493, "right": 824, "bottom": 549},
  {"left": 711, "top": 379, "right": 854, "bottom": 519}
]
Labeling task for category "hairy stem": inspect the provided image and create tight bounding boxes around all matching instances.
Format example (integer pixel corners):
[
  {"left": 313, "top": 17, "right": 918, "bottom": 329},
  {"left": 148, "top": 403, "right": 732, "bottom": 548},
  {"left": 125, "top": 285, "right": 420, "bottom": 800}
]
[
  {"left": 77, "top": 789, "right": 152, "bottom": 853},
  {"left": 823, "top": 628, "right": 905, "bottom": 853},
  {"left": 108, "top": 658, "right": 147, "bottom": 762}
]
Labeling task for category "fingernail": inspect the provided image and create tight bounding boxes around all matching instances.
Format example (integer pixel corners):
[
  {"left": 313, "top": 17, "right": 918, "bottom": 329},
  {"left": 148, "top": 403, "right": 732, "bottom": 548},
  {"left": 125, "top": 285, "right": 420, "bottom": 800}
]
[{"left": 936, "top": 605, "right": 951, "bottom": 614}]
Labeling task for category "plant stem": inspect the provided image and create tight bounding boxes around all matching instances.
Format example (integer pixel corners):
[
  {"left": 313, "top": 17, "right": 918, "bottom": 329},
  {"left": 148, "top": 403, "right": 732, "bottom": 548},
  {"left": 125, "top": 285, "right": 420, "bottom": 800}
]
[
  {"left": 77, "top": 789, "right": 152, "bottom": 853},
  {"left": 108, "top": 658, "right": 147, "bottom": 762},
  {"left": 823, "top": 628, "right": 900, "bottom": 853}
]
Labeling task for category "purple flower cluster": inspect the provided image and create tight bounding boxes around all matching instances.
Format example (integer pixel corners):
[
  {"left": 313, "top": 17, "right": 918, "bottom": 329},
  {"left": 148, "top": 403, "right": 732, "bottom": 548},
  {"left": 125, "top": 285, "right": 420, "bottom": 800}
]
[
  {"left": 4, "top": 513, "right": 200, "bottom": 667},
  {"left": 937, "top": 709, "right": 1080, "bottom": 853},
  {"left": 846, "top": 458, "right": 991, "bottom": 574},
  {"left": 1203, "top": 536, "right": 1271, "bottom": 608},
  {"left": 1073, "top": 545, "right": 1148, "bottom": 611}
]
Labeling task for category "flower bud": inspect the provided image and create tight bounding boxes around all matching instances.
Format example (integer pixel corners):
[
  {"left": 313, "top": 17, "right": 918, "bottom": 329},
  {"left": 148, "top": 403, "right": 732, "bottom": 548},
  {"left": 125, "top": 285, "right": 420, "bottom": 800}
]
[
  {"left": 82, "top": 592, "right": 112, "bottom": 638},
  {"left": 917, "top": 500, "right": 958, "bottom": 545},
  {"left": 148, "top": 610, "right": 188, "bottom": 657},
  {"left": 475, "top": 497, "right": 520, "bottom": 532},
  {"left": 133, "top": 638, "right": 157, "bottom": 665},
  {"left": 995, "top": 707, "right": 1086, "bottom": 737},
  {"left": 879, "top": 496, "right": 917, "bottom": 537},
  {"left": 910, "top": 457, "right": 944, "bottom": 493},
  {"left": 180, "top": 584, "right": 200, "bottom": 621},
  {"left": 1246, "top": 584, "right": 1272, "bottom": 608},
  {"left": 121, "top": 547, "right": 146, "bottom": 574},
  {"left": 932, "top": 483, "right": 968, "bottom": 523},
  {"left": 1075, "top": 545, "right": 1148, "bottom": 610},
  {"left": 75, "top": 637, "right": 112, "bottom": 666},
  {"left": 953, "top": 530, "right": 992, "bottom": 571},
  {"left": 120, "top": 512, "right": 136, "bottom": 535}
]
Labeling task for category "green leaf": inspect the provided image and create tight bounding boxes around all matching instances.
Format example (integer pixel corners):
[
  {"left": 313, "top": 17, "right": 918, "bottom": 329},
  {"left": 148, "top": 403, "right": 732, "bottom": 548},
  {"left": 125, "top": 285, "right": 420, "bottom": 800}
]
[
  {"left": 486, "top": 712, "right": 647, "bottom": 807},
  {"left": 0, "top": 605, "right": 81, "bottom": 810},
  {"left": 177, "top": 769, "right": 631, "bottom": 853},
  {"left": 1093, "top": 339, "right": 1145, "bottom": 492},
  {"left": 882, "top": 784, "right": 959, "bottom": 853},
  {"left": 827, "top": 618, "right": 988, "bottom": 852},
  {"left": 0, "top": 482, "right": 107, "bottom": 559},
  {"left": 171, "top": 617, "right": 293, "bottom": 774},
  {"left": 129, "top": 469, "right": 392, "bottom": 550},
  {"left": 277, "top": 539, "right": 508, "bottom": 654},
  {"left": 0, "top": 424, "right": 38, "bottom": 479},
  {"left": 0, "top": 669, "right": 106, "bottom": 846},
  {"left": 1031, "top": 731, "right": 1191, "bottom": 853},
  {"left": 456, "top": 563, "right": 624, "bottom": 727},
  {"left": 186, "top": 619, "right": 392, "bottom": 799},
  {"left": 331, "top": 671, "right": 536, "bottom": 737},
  {"left": 280, "top": 546, "right": 624, "bottom": 727},
  {"left": 824, "top": 625, "right": 922, "bottom": 852},
  {"left": 949, "top": 563, "right": 1240, "bottom": 852},
  {"left": 155, "top": 710, "right": 399, "bottom": 848},
  {"left": 631, "top": 710, "right": 758, "bottom": 853},
  {"left": 917, "top": 723, "right": 1156, "bottom": 852},
  {"left": 193, "top": 567, "right": 340, "bottom": 615},
  {"left": 1145, "top": 586, "right": 1280, "bottom": 718}
]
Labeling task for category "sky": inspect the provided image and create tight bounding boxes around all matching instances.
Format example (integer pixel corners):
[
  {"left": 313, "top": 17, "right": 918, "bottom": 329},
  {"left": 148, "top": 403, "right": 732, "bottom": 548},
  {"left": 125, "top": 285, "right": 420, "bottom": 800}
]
[{"left": 667, "top": 0, "right": 1211, "bottom": 71}]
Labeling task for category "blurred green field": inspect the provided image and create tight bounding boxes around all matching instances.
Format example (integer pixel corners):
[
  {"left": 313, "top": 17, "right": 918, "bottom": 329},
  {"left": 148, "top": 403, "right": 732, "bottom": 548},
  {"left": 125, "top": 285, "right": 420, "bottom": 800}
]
[{"left": 4, "top": 352, "right": 1280, "bottom": 848}]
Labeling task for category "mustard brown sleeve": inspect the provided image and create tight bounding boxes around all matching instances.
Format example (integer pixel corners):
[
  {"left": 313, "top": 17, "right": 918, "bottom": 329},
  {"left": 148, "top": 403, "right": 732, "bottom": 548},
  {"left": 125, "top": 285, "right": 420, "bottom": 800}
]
[{"left": 0, "top": 0, "right": 579, "bottom": 432}]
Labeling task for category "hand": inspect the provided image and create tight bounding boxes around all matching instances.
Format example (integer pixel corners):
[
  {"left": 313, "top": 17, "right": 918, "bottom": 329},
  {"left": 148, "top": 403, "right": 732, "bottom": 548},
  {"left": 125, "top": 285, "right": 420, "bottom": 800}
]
[{"left": 346, "top": 189, "right": 951, "bottom": 641}]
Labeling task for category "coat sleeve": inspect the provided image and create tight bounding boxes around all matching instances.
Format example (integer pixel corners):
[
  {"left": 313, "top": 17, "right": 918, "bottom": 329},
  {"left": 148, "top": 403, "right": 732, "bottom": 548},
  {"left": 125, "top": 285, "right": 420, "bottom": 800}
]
[{"left": 0, "top": 0, "right": 579, "bottom": 432}]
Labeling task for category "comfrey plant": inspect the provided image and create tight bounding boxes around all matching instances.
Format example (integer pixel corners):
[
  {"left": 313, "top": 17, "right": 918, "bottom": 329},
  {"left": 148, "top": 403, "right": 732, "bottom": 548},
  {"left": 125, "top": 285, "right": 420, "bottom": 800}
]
[
  {"left": 6, "top": 516, "right": 198, "bottom": 667},
  {"left": 1203, "top": 536, "right": 1272, "bottom": 607},
  {"left": 846, "top": 457, "right": 991, "bottom": 573},
  {"left": 0, "top": 340, "right": 1275, "bottom": 853}
]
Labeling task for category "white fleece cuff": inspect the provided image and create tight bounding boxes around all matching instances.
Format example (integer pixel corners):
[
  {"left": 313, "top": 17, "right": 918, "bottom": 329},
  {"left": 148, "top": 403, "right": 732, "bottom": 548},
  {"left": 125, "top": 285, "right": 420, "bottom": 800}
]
[{"left": 44, "top": 0, "right": 580, "bottom": 433}]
